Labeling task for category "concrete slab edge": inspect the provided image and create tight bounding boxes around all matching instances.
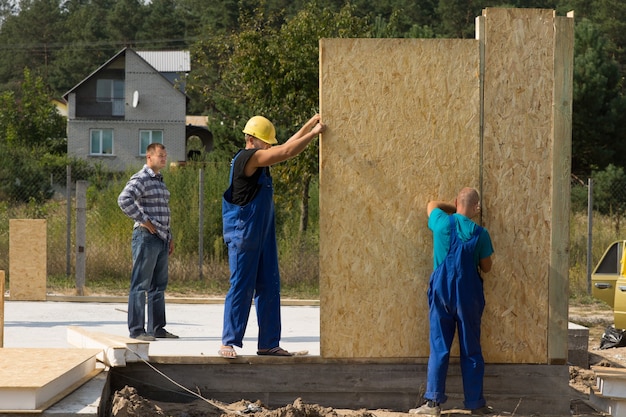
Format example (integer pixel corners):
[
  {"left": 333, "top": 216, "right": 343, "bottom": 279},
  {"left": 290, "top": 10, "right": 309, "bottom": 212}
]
[{"left": 4, "top": 295, "right": 320, "bottom": 306}]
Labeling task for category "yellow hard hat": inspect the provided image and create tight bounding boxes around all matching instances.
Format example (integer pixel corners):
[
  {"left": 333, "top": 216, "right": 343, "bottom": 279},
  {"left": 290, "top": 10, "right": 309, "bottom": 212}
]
[{"left": 242, "top": 115, "right": 277, "bottom": 145}]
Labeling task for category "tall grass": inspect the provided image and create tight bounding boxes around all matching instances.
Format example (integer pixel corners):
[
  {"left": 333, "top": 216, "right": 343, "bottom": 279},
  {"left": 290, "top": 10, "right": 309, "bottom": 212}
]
[
  {"left": 4, "top": 168, "right": 620, "bottom": 302},
  {"left": 569, "top": 210, "right": 624, "bottom": 303},
  {"left": 1, "top": 161, "right": 321, "bottom": 298}
]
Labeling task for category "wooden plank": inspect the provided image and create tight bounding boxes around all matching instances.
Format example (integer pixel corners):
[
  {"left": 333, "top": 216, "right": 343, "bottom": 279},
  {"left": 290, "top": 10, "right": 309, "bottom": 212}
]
[
  {"left": 66, "top": 326, "right": 149, "bottom": 367},
  {"left": 0, "top": 348, "right": 101, "bottom": 411},
  {"left": 8, "top": 219, "right": 47, "bottom": 301},
  {"left": 549, "top": 12, "right": 574, "bottom": 364},
  {"left": 110, "top": 362, "right": 570, "bottom": 415},
  {"left": 149, "top": 355, "right": 430, "bottom": 365},
  {"left": 592, "top": 366, "right": 626, "bottom": 377}
]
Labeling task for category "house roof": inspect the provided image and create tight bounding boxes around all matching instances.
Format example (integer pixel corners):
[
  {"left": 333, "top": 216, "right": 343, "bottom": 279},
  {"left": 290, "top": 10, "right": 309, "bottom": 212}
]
[
  {"left": 62, "top": 47, "right": 189, "bottom": 101},
  {"left": 51, "top": 98, "right": 67, "bottom": 117},
  {"left": 136, "top": 50, "right": 190, "bottom": 72}
]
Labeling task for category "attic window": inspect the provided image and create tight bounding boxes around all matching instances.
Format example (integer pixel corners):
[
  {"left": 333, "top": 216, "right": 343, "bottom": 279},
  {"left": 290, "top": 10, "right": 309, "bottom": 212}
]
[
  {"left": 96, "top": 79, "right": 124, "bottom": 102},
  {"left": 97, "top": 79, "right": 125, "bottom": 116}
]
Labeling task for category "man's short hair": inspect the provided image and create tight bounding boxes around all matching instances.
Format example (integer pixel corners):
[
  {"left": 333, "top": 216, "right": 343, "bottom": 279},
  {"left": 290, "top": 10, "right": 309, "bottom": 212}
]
[{"left": 147, "top": 143, "right": 165, "bottom": 153}]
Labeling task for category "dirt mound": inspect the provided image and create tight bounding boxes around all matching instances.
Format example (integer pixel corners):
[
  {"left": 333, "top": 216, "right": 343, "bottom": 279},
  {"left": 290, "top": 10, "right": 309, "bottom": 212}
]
[
  {"left": 110, "top": 387, "right": 376, "bottom": 417},
  {"left": 222, "top": 398, "right": 375, "bottom": 417},
  {"left": 111, "top": 386, "right": 168, "bottom": 417}
]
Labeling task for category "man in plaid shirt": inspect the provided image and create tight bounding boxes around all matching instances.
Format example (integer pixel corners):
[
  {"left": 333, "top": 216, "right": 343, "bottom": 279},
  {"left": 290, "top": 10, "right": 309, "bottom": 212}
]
[{"left": 118, "top": 143, "right": 178, "bottom": 341}]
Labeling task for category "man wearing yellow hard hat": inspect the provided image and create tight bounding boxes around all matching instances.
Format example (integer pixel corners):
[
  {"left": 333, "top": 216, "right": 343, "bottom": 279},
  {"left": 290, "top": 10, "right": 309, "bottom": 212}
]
[{"left": 219, "top": 114, "right": 326, "bottom": 358}]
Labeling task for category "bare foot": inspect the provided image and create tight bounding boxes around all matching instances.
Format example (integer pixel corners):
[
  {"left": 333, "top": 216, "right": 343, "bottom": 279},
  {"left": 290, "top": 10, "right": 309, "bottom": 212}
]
[{"left": 218, "top": 345, "right": 237, "bottom": 359}]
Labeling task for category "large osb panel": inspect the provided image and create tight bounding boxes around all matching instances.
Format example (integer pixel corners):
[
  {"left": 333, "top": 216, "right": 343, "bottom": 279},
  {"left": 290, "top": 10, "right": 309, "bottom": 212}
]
[
  {"left": 319, "top": 38, "right": 480, "bottom": 358},
  {"left": 9, "top": 219, "right": 47, "bottom": 301},
  {"left": 480, "top": 8, "right": 571, "bottom": 363}
]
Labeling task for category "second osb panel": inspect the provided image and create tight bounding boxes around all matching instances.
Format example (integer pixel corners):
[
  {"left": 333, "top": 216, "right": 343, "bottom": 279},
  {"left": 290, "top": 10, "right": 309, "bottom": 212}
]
[{"left": 480, "top": 8, "right": 562, "bottom": 363}]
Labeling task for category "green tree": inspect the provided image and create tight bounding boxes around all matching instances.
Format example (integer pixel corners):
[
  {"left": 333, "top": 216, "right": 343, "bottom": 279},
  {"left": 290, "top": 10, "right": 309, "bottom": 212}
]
[
  {"left": 105, "top": 0, "right": 144, "bottom": 47},
  {"left": 0, "top": 0, "right": 65, "bottom": 90},
  {"left": 591, "top": 164, "right": 626, "bottom": 234},
  {"left": 559, "top": 0, "right": 626, "bottom": 66},
  {"left": 0, "top": 68, "right": 66, "bottom": 203},
  {"left": 178, "top": 0, "right": 243, "bottom": 34},
  {"left": 137, "top": 0, "right": 188, "bottom": 49},
  {"left": 49, "top": 0, "right": 118, "bottom": 95},
  {"left": 0, "top": 67, "right": 66, "bottom": 150},
  {"left": 352, "top": 0, "right": 438, "bottom": 37},
  {"left": 190, "top": 1, "right": 370, "bottom": 231},
  {"left": 436, "top": 0, "right": 483, "bottom": 38},
  {"left": 0, "top": 0, "right": 16, "bottom": 25},
  {"left": 571, "top": 19, "right": 626, "bottom": 176}
]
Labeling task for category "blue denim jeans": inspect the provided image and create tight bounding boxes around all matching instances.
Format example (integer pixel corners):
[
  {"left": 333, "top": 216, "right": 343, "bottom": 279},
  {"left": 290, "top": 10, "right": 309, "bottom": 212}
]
[{"left": 128, "top": 227, "right": 169, "bottom": 337}]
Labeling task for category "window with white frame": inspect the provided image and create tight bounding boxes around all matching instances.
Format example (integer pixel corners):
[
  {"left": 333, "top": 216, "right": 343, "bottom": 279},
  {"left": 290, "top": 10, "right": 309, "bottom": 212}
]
[
  {"left": 90, "top": 129, "right": 114, "bottom": 155},
  {"left": 139, "top": 130, "right": 164, "bottom": 155},
  {"left": 96, "top": 79, "right": 125, "bottom": 116}
]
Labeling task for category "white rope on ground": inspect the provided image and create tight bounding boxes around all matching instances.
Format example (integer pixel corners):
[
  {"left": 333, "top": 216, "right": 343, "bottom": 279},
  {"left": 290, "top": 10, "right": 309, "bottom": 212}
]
[{"left": 124, "top": 345, "right": 244, "bottom": 415}]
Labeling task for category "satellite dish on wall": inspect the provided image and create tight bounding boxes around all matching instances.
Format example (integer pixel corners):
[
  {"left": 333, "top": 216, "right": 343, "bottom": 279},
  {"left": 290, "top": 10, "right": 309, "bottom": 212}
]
[{"left": 132, "top": 90, "right": 139, "bottom": 108}]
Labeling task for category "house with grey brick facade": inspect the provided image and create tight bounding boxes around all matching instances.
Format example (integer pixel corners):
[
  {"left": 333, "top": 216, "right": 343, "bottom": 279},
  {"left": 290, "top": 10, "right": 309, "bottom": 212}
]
[{"left": 63, "top": 48, "right": 193, "bottom": 172}]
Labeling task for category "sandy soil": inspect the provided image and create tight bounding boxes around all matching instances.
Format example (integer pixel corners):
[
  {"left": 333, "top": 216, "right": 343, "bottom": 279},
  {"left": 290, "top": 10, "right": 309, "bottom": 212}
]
[
  {"left": 109, "top": 303, "right": 623, "bottom": 417},
  {"left": 110, "top": 389, "right": 383, "bottom": 417}
]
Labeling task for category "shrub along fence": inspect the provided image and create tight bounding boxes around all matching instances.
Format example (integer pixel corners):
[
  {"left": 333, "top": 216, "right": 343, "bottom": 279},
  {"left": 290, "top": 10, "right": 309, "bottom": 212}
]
[
  {"left": 0, "top": 161, "right": 321, "bottom": 296},
  {"left": 1, "top": 162, "right": 228, "bottom": 293},
  {"left": 8, "top": 162, "right": 622, "bottom": 300},
  {"left": 570, "top": 170, "right": 626, "bottom": 299}
]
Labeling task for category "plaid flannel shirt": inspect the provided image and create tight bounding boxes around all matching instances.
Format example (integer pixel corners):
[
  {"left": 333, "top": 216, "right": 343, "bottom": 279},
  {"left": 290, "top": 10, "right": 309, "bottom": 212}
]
[{"left": 118, "top": 165, "right": 171, "bottom": 242}]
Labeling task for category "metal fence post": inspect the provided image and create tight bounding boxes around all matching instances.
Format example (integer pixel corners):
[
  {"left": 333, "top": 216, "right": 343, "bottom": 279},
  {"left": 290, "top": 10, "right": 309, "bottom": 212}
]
[
  {"left": 66, "top": 165, "right": 72, "bottom": 277},
  {"left": 76, "top": 180, "right": 87, "bottom": 295},
  {"left": 587, "top": 177, "right": 593, "bottom": 295},
  {"left": 0, "top": 270, "right": 4, "bottom": 347},
  {"left": 198, "top": 168, "right": 204, "bottom": 280}
]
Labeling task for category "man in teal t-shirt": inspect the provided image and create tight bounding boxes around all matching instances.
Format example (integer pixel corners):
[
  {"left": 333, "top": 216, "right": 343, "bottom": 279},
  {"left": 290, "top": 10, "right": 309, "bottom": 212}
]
[{"left": 410, "top": 187, "right": 494, "bottom": 417}]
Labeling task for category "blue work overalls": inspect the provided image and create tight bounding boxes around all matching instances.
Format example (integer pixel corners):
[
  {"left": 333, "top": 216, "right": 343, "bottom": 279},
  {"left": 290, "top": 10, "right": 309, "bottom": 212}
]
[
  {"left": 221, "top": 151, "right": 282, "bottom": 349},
  {"left": 425, "top": 215, "right": 486, "bottom": 410}
]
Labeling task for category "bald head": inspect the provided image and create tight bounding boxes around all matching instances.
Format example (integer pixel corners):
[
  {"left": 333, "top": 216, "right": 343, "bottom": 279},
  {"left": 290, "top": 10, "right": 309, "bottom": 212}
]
[{"left": 456, "top": 187, "right": 481, "bottom": 217}]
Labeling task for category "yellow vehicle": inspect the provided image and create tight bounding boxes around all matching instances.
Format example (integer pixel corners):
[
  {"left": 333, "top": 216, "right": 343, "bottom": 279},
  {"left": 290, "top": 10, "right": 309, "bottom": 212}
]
[{"left": 592, "top": 240, "right": 626, "bottom": 328}]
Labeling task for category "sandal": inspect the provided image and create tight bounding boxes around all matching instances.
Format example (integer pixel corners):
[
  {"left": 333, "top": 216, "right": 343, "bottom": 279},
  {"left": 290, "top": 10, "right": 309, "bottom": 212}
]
[
  {"left": 257, "top": 346, "right": 293, "bottom": 356},
  {"left": 218, "top": 345, "right": 237, "bottom": 359}
]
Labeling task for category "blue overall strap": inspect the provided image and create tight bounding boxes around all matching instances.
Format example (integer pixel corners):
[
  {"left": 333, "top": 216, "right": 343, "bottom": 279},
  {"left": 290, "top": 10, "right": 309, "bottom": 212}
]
[
  {"left": 448, "top": 215, "right": 483, "bottom": 248},
  {"left": 228, "top": 150, "right": 243, "bottom": 185}
]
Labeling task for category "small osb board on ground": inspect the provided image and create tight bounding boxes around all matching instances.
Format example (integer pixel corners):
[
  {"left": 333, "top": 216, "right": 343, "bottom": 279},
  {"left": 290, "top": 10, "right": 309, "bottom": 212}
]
[
  {"left": 0, "top": 348, "right": 102, "bottom": 412},
  {"left": 9, "top": 219, "right": 47, "bottom": 301},
  {"left": 319, "top": 8, "right": 572, "bottom": 363}
]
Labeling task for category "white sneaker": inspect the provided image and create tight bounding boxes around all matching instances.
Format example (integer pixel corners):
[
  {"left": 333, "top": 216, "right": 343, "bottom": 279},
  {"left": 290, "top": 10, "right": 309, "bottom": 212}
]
[{"left": 409, "top": 401, "right": 441, "bottom": 416}]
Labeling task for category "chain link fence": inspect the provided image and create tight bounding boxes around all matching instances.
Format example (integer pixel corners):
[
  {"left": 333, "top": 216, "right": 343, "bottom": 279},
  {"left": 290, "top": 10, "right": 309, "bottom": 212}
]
[
  {"left": 0, "top": 163, "right": 232, "bottom": 295},
  {"left": 6, "top": 163, "right": 614, "bottom": 298},
  {"left": 570, "top": 171, "right": 626, "bottom": 298}
]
